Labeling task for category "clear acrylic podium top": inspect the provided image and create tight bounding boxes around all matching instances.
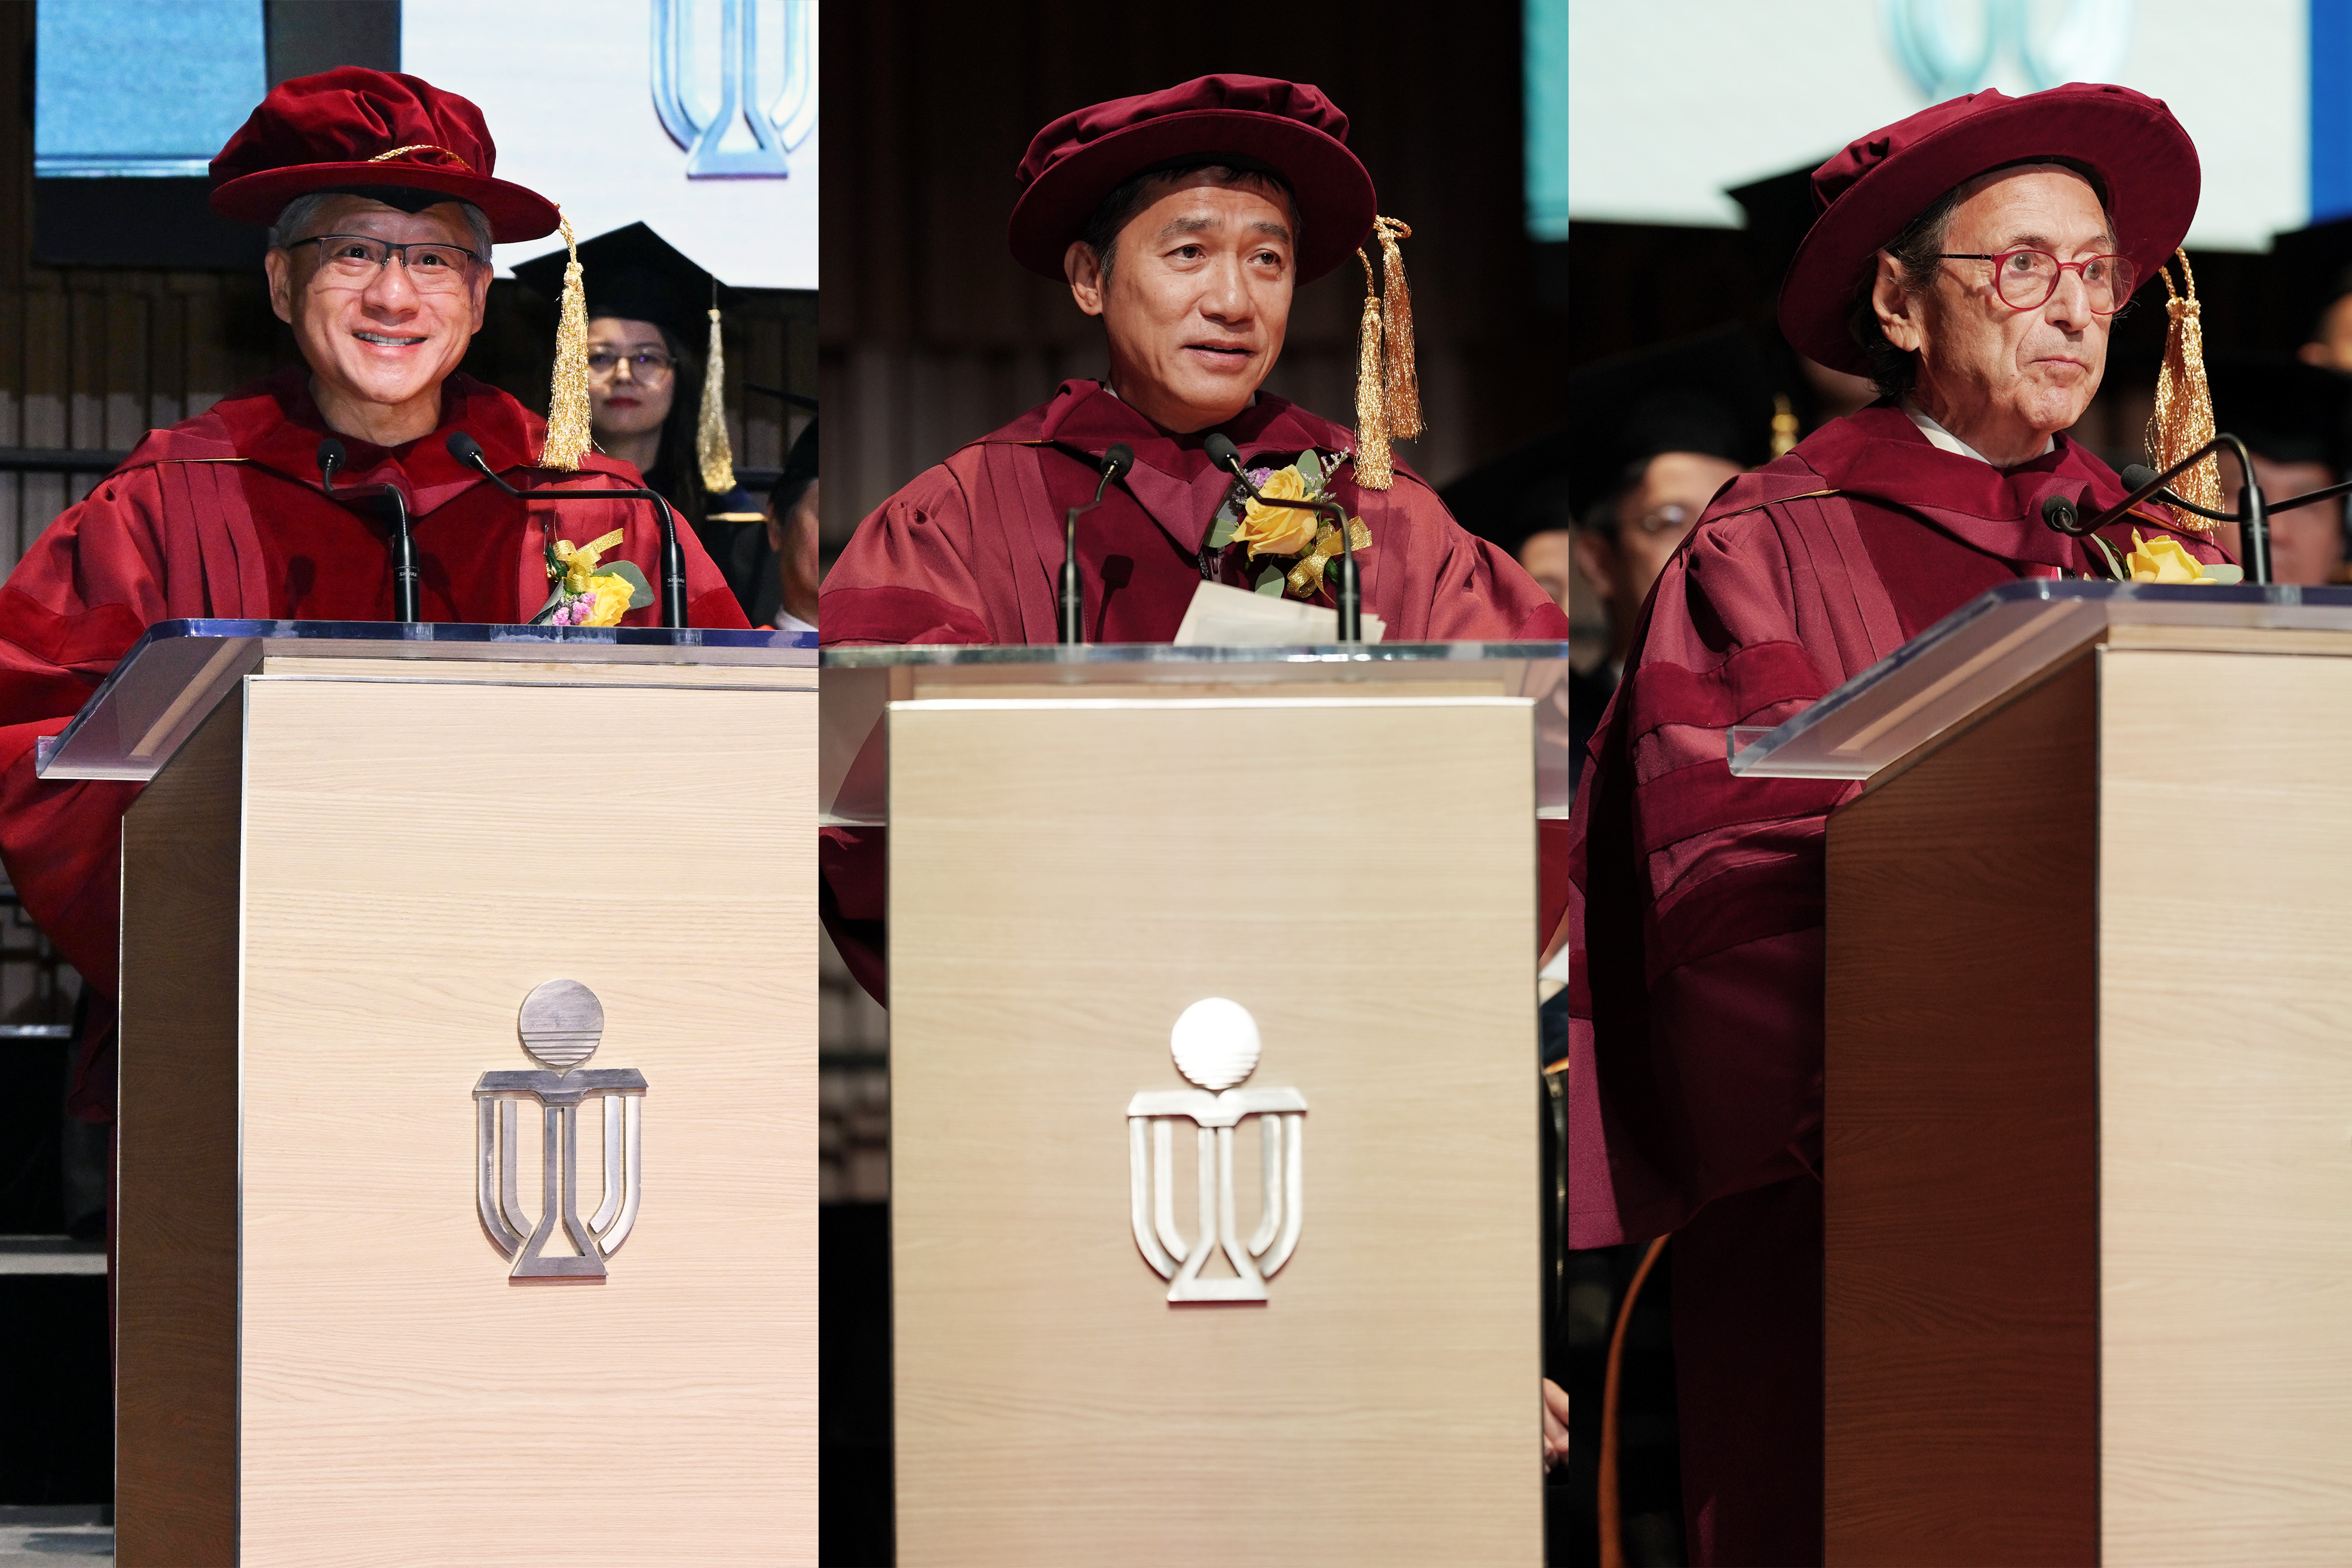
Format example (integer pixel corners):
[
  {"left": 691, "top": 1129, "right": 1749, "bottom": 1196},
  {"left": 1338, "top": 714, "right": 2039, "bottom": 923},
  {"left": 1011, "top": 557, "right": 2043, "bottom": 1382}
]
[
  {"left": 1726, "top": 580, "right": 2352, "bottom": 780},
  {"left": 38, "top": 618, "right": 817, "bottom": 782},
  {"left": 821, "top": 641, "right": 1577, "bottom": 825}
]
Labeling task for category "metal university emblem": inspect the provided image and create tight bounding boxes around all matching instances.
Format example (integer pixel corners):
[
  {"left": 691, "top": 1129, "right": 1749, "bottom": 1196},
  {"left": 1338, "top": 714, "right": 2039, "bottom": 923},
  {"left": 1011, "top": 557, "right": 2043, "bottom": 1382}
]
[
  {"left": 651, "top": 0, "right": 818, "bottom": 179},
  {"left": 1127, "top": 999, "right": 1306, "bottom": 1303},
  {"left": 474, "top": 980, "right": 648, "bottom": 1284}
]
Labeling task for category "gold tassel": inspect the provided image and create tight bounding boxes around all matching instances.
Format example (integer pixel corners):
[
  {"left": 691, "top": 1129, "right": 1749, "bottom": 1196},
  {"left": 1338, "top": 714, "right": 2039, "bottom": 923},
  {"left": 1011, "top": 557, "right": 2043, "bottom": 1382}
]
[
  {"left": 1353, "top": 247, "right": 1392, "bottom": 489},
  {"left": 540, "top": 211, "right": 592, "bottom": 470},
  {"left": 1373, "top": 216, "right": 1421, "bottom": 442},
  {"left": 1352, "top": 217, "right": 1421, "bottom": 491},
  {"left": 697, "top": 304, "right": 737, "bottom": 494},
  {"left": 1771, "top": 394, "right": 1800, "bottom": 459},
  {"left": 2145, "top": 249, "right": 2222, "bottom": 532}
]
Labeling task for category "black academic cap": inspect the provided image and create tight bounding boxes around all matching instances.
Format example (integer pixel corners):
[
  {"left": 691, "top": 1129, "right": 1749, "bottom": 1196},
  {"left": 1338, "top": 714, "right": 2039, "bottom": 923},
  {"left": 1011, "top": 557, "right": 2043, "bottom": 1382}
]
[
  {"left": 1445, "top": 326, "right": 1774, "bottom": 555},
  {"left": 2265, "top": 215, "right": 2352, "bottom": 348},
  {"left": 2207, "top": 353, "right": 2352, "bottom": 471},
  {"left": 510, "top": 220, "right": 731, "bottom": 346},
  {"left": 772, "top": 415, "right": 818, "bottom": 509},
  {"left": 1727, "top": 165, "right": 1821, "bottom": 296}
]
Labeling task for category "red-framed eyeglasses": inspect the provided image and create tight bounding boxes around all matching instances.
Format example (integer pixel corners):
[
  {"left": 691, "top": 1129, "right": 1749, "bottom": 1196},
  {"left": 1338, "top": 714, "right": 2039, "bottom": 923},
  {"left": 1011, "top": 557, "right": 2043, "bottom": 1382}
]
[{"left": 1936, "top": 249, "right": 2137, "bottom": 314}]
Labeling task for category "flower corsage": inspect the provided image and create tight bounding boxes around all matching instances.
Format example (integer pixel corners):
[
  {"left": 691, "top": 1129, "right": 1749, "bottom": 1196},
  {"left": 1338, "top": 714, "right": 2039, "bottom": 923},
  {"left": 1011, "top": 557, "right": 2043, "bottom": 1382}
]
[
  {"left": 532, "top": 529, "right": 654, "bottom": 626},
  {"left": 2084, "top": 526, "right": 2243, "bottom": 585},
  {"left": 1206, "top": 449, "right": 1374, "bottom": 600}
]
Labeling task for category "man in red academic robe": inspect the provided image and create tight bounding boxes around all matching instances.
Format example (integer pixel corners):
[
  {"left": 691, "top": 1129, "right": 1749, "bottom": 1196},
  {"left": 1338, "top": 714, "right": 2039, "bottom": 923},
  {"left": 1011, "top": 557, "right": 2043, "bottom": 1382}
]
[
  {"left": 0, "top": 68, "right": 745, "bottom": 1122},
  {"left": 819, "top": 75, "right": 1570, "bottom": 996},
  {"left": 1563, "top": 85, "right": 2228, "bottom": 1566}
]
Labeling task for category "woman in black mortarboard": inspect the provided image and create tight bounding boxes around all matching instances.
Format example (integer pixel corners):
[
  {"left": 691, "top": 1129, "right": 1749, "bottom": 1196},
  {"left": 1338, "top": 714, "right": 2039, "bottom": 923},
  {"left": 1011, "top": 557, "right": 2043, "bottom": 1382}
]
[{"left": 513, "top": 222, "right": 767, "bottom": 615}]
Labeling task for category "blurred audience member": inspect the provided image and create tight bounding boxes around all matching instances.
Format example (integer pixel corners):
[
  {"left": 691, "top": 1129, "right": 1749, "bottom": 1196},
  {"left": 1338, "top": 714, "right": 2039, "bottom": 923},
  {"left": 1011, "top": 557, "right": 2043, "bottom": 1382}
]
[
  {"left": 514, "top": 223, "right": 768, "bottom": 617},
  {"left": 2209, "top": 354, "right": 2352, "bottom": 585},
  {"left": 2299, "top": 265, "right": 2352, "bottom": 375},
  {"left": 765, "top": 416, "right": 820, "bottom": 633}
]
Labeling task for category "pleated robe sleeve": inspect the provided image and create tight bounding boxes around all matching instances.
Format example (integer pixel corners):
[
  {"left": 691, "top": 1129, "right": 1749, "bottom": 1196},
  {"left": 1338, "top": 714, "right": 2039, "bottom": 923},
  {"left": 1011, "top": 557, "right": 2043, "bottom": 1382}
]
[{"left": 1564, "top": 485, "right": 1905, "bottom": 1248}]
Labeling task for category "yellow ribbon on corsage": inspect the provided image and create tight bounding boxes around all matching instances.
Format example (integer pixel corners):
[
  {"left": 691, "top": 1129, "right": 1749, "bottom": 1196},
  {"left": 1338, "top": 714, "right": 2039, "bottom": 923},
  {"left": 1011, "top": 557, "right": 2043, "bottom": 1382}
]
[{"left": 1284, "top": 517, "right": 1374, "bottom": 599}]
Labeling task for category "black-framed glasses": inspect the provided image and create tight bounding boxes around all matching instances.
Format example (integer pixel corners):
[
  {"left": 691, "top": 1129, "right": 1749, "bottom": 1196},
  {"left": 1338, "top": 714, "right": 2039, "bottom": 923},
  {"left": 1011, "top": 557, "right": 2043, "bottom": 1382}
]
[
  {"left": 1937, "top": 249, "right": 2136, "bottom": 314},
  {"left": 586, "top": 350, "right": 676, "bottom": 379},
  {"left": 294, "top": 234, "right": 482, "bottom": 293}
]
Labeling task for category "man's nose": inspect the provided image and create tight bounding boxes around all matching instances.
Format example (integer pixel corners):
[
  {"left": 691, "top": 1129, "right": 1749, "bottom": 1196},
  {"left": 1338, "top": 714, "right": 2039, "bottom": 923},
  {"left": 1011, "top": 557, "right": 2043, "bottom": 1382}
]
[
  {"left": 1199, "top": 253, "right": 1254, "bottom": 324},
  {"left": 2045, "top": 268, "right": 2093, "bottom": 329},
  {"left": 362, "top": 253, "right": 421, "bottom": 313}
]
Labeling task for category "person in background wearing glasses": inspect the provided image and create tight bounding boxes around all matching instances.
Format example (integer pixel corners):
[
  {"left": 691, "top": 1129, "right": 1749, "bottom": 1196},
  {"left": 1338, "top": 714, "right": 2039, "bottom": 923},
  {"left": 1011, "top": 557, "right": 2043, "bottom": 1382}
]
[
  {"left": 514, "top": 223, "right": 768, "bottom": 618},
  {"left": 1560, "top": 87, "right": 2229, "bottom": 1567},
  {"left": 0, "top": 69, "right": 745, "bottom": 1134}
]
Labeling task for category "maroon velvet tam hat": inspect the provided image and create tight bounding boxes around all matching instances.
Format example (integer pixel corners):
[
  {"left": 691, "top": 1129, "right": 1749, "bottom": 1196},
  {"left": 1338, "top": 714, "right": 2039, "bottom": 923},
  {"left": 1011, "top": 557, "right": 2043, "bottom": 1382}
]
[
  {"left": 1007, "top": 74, "right": 1377, "bottom": 284},
  {"left": 209, "top": 66, "right": 559, "bottom": 244},
  {"left": 1779, "top": 83, "right": 2200, "bottom": 376}
]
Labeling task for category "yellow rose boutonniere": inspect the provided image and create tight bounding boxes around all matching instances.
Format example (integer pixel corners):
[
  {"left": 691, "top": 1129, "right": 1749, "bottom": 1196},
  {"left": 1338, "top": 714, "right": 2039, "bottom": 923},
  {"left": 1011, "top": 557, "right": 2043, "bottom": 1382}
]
[
  {"left": 1205, "top": 448, "right": 1376, "bottom": 599},
  {"left": 1231, "top": 466, "right": 1319, "bottom": 558},
  {"left": 536, "top": 528, "right": 654, "bottom": 626},
  {"left": 2126, "top": 529, "right": 2228, "bottom": 584}
]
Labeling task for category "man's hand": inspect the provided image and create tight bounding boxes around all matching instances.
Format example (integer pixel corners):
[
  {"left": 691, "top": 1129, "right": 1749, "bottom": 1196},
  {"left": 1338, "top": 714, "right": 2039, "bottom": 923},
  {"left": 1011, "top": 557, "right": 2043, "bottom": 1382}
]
[{"left": 1542, "top": 1376, "right": 1572, "bottom": 1469}]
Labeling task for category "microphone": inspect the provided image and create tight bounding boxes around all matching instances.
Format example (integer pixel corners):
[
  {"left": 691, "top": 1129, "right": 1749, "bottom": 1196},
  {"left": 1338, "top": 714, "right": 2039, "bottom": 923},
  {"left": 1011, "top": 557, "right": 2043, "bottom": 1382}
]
[
  {"left": 1205, "top": 432, "right": 1359, "bottom": 641},
  {"left": 446, "top": 431, "right": 689, "bottom": 628},
  {"left": 2041, "top": 434, "right": 2271, "bottom": 586},
  {"left": 1059, "top": 442, "right": 1134, "bottom": 645},
  {"left": 317, "top": 437, "right": 420, "bottom": 621}
]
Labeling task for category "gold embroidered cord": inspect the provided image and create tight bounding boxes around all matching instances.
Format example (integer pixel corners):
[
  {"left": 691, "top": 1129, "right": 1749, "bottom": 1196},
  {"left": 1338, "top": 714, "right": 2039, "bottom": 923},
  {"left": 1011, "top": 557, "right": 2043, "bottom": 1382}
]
[
  {"left": 366, "top": 143, "right": 471, "bottom": 169},
  {"left": 2145, "top": 250, "right": 2222, "bottom": 532},
  {"left": 540, "top": 211, "right": 593, "bottom": 470}
]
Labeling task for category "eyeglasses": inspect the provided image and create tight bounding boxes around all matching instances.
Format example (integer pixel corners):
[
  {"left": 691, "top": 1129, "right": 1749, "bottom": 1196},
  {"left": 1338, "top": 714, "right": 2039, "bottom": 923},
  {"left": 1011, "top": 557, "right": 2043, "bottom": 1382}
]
[
  {"left": 1628, "top": 503, "right": 1699, "bottom": 538},
  {"left": 295, "top": 234, "right": 482, "bottom": 293},
  {"left": 586, "top": 350, "right": 675, "bottom": 379},
  {"left": 1936, "top": 249, "right": 2137, "bottom": 314}
]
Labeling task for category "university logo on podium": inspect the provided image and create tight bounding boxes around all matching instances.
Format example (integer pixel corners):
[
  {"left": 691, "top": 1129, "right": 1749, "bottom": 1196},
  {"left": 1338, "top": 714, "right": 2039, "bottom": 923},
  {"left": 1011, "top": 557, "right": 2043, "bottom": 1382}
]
[
  {"left": 474, "top": 980, "right": 648, "bottom": 1284},
  {"left": 1127, "top": 999, "right": 1307, "bottom": 1303}
]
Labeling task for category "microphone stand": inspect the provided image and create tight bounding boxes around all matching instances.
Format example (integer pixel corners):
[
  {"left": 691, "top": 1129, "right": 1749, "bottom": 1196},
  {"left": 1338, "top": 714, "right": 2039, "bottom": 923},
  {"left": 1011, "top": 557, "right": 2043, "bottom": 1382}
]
[
  {"left": 1205, "top": 435, "right": 1359, "bottom": 642},
  {"left": 317, "top": 439, "right": 420, "bottom": 621},
  {"left": 1060, "top": 443, "right": 1133, "bottom": 645},
  {"left": 447, "top": 434, "right": 689, "bottom": 627},
  {"left": 2041, "top": 433, "right": 2271, "bottom": 586}
]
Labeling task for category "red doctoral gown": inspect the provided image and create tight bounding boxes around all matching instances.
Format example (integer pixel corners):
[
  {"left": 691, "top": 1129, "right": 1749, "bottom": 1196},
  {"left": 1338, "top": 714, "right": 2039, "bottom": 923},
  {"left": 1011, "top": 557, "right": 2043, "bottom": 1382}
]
[
  {"left": 816, "top": 379, "right": 1573, "bottom": 1000},
  {"left": 0, "top": 367, "right": 747, "bottom": 1118},
  {"left": 1564, "top": 405, "right": 2229, "bottom": 1566}
]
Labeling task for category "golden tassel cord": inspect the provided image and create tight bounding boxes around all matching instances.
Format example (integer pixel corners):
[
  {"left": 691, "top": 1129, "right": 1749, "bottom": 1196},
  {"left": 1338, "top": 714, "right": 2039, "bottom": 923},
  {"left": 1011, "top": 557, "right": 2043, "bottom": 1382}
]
[
  {"left": 697, "top": 305, "right": 737, "bottom": 494},
  {"left": 1770, "top": 394, "right": 1800, "bottom": 460},
  {"left": 540, "top": 212, "right": 593, "bottom": 470},
  {"left": 1353, "top": 247, "right": 1392, "bottom": 489},
  {"left": 2145, "top": 249, "right": 2222, "bottom": 532},
  {"left": 1351, "top": 217, "right": 1422, "bottom": 491}
]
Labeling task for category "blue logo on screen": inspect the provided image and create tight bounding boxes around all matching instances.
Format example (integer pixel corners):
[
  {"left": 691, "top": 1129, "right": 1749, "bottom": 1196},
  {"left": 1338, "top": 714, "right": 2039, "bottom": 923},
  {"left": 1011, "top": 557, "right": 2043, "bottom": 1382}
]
[
  {"left": 651, "top": 0, "right": 817, "bottom": 180},
  {"left": 1882, "top": 0, "right": 2133, "bottom": 100}
]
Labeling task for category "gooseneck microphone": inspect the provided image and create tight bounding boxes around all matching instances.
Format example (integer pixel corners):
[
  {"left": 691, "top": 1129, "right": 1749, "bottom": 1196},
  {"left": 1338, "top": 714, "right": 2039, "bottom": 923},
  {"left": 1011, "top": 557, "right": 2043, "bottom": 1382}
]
[
  {"left": 317, "top": 437, "right": 420, "bottom": 621},
  {"left": 1204, "top": 432, "right": 1360, "bottom": 641},
  {"left": 1059, "top": 442, "right": 1134, "bottom": 645},
  {"left": 2040, "top": 433, "right": 2272, "bottom": 586},
  {"left": 446, "top": 431, "right": 688, "bottom": 628}
]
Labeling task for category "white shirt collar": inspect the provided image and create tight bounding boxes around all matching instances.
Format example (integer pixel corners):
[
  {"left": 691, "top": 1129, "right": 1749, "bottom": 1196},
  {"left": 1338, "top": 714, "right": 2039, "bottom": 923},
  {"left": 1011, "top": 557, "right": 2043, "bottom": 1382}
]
[{"left": 1901, "top": 399, "right": 2055, "bottom": 467}]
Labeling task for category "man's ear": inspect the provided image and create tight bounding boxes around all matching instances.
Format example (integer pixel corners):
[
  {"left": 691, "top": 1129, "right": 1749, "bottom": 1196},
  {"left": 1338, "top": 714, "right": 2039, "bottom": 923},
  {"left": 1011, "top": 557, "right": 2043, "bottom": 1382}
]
[
  {"left": 1066, "top": 241, "right": 1106, "bottom": 317},
  {"left": 1569, "top": 528, "right": 1618, "bottom": 607},
  {"left": 1872, "top": 252, "right": 1923, "bottom": 354},
  {"left": 263, "top": 247, "right": 296, "bottom": 326}
]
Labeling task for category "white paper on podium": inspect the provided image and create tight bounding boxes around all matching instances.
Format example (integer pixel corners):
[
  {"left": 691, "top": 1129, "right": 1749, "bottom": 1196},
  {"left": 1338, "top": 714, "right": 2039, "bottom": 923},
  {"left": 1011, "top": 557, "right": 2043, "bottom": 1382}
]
[{"left": 1171, "top": 581, "right": 1387, "bottom": 646}]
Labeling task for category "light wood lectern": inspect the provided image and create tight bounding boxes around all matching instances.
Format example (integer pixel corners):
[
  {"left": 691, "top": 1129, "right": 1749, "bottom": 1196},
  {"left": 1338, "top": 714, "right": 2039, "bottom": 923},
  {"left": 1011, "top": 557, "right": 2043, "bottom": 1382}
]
[
  {"left": 40, "top": 619, "right": 818, "bottom": 1568},
  {"left": 823, "top": 644, "right": 1573, "bottom": 1567},
  {"left": 1729, "top": 581, "right": 2352, "bottom": 1566}
]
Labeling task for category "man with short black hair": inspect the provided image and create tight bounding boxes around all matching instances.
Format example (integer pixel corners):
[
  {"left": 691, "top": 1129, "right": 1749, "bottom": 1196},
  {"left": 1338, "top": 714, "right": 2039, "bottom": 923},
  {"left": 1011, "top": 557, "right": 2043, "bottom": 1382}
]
[{"left": 819, "top": 74, "right": 1567, "bottom": 647}]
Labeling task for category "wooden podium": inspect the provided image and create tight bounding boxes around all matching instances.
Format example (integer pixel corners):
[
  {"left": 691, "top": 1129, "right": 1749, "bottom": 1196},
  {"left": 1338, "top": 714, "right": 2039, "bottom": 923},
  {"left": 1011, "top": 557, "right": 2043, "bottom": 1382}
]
[
  {"left": 823, "top": 644, "right": 1573, "bottom": 1567},
  {"left": 1731, "top": 582, "right": 2352, "bottom": 1565},
  {"left": 42, "top": 620, "right": 819, "bottom": 1568}
]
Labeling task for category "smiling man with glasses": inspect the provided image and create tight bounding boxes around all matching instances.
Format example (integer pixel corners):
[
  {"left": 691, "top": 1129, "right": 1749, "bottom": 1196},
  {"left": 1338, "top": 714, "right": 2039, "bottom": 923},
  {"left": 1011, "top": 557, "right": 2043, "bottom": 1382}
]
[
  {"left": 0, "top": 67, "right": 745, "bottom": 1131},
  {"left": 1561, "top": 85, "right": 2235, "bottom": 1567}
]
